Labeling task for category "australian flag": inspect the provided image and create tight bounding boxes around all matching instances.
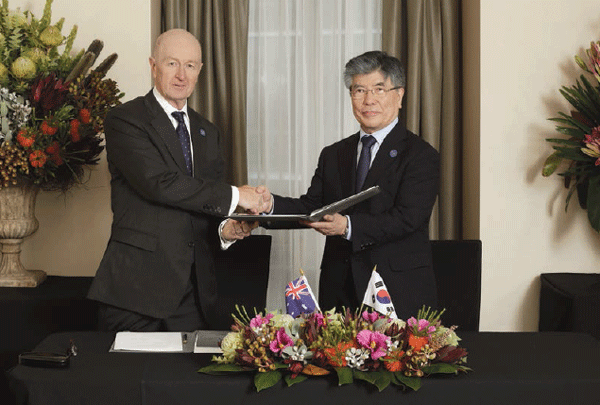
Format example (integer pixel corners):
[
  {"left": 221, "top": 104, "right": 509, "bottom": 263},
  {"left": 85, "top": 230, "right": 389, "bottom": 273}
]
[{"left": 285, "top": 275, "right": 320, "bottom": 317}]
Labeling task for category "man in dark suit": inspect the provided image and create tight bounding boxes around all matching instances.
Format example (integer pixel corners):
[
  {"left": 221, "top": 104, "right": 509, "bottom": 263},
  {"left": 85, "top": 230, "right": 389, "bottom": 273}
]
[
  {"left": 260, "top": 51, "right": 439, "bottom": 320},
  {"left": 88, "top": 29, "right": 265, "bottom": 332}
]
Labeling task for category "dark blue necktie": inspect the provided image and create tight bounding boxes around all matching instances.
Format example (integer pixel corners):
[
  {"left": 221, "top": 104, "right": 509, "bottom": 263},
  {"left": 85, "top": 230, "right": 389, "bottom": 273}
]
[
  {"left": 171, "top": 111, "right": 193, "bottom": 175},
  {"left": 356, "top": 135, "right": 376, "bottom": 192}
]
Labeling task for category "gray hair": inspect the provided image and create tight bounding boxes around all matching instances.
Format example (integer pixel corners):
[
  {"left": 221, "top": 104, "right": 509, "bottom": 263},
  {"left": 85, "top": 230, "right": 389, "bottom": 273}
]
[{"left": 343, "top": 51, "right": 406, "bottom": 89}]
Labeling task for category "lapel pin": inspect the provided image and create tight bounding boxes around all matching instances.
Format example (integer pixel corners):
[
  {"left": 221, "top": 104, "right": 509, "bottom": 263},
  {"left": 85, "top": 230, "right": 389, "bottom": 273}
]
[
  {"left": 390, "top": 149, "right": 398, "bottom": 158},
  {"left": 200, "top": 128, "right": 206, "bottom": 137}
]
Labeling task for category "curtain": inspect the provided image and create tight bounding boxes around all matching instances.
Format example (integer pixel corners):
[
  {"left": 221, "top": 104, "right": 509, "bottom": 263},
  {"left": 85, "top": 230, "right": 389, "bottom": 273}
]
[
  {"left": 247, "top": 0, "right": 382, "bottom": 311},
  {"left": 161, "top": 0, "right": 249, "bottom": 185},
  {"left": 382, "top": 0, "right": 463, "bottom": 240}
]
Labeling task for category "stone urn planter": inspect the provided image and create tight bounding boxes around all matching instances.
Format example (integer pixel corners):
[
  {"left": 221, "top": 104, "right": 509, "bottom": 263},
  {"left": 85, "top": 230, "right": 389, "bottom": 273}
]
[{"left": 0, "top": 180, "right": 46, "bottom": 287}]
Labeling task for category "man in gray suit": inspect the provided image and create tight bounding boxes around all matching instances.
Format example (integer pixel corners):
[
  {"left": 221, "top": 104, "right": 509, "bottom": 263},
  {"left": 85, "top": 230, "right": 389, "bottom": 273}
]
[{"left": 88, "top": 29, "right": 266, "bottom": 332}]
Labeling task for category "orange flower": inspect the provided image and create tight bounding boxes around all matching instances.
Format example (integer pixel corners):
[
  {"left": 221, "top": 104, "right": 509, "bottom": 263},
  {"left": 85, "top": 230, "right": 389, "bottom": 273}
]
[
  {"left": 29, "top": 150, "right": 47, "bottom": 167},
  {"left": 408, "top": 334, "right": 429, "bottom": 352},
  {"left": 323, "top": 341, "right": 356, "bottom": 367},
  {"left": 79, "top": 108, "right": 91, "bottom": 124},
  {"left": 383, "top": 351, "right": 405, "bottom": 372},
  {"left": 70, "top": 119, "right": 81, "bottom": 142},
  {"left": 40, "top": 121, "right": 58, "bottom": 136},
  {"left": 16, "top": 129, "right": 35, "bottom": 148}
]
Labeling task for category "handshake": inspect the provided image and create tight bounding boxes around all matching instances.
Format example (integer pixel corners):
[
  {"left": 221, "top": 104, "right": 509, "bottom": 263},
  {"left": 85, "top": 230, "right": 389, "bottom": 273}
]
[
  {"left": 237, "top": 184, "right": 273, "bottom": 215},
  {"left": 221, "top": 185, "right": 272, "bottom": 243}
]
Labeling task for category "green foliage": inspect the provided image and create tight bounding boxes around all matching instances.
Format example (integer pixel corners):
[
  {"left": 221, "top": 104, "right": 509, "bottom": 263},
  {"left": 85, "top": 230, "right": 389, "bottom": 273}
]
[{"left": 543, "top": 41, "right": 600, "bottom": 230}]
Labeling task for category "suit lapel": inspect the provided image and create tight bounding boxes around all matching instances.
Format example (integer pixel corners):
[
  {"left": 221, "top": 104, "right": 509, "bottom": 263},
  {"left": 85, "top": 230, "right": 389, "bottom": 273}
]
[
  {"left": 145, "top": 93, "right": 190, "bottom": 174},
  {"left": 362, "top": 123, "right": 407, "bottom": 189}
]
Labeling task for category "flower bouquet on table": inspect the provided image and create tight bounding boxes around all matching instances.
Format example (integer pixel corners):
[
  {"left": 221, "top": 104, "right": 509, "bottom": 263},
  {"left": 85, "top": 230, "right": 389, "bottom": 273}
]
[
  {"left": 0, "top": 0, "right": 123, "bottom": 192},
  {"left": 543, "top": 40, "right": 600, "bottom": 231},
  {"left": 199, "top": 269, "right": 470, "bottom": 392}
]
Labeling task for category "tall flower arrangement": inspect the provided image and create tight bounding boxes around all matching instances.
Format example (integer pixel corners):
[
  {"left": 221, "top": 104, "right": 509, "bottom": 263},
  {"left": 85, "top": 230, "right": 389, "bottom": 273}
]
[
  {"left": 0, "top": 0, "right": 122, "bottom": 192},
  {"left": 543, "top": 41, "right": 600, "bottom": 231}
]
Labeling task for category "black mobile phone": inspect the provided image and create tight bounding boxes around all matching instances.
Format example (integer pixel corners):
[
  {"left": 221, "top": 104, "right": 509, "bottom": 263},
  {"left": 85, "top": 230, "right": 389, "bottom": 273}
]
[{"left": 18, "top": 352, "right": 70, "bottom": 368}]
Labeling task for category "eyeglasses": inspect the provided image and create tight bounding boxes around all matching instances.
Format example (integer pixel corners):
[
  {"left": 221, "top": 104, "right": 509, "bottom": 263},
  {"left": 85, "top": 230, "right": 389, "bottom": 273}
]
[{"left": 350, "top": 86, "right": 402, "bottom": 100}]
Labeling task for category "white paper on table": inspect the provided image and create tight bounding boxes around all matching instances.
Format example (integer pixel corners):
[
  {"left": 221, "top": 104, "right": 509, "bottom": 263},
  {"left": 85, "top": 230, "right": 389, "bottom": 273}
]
[{"left": 112, "top": 331, "right": 183, "bottom": 352}]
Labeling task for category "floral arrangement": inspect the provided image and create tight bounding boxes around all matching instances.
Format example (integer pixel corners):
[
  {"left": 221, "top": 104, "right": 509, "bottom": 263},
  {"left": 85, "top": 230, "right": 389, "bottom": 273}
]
[
  {"left": 199, "top": 306, "right": 469, "bottom": 392},
  {"left": 0, "top": 0, "right": 122, "bottom": 191},
  {"left": 543, "top": 40, "right": 600, "bottom": 231}
]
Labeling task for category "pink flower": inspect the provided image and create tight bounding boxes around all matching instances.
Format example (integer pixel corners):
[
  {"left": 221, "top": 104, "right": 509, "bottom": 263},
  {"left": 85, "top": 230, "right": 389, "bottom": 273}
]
[
  {"left": 356, "top": 330, "right": 389, "bottom": 360},
  {"left": 269, "top": 328, "right": 293, "bottom": 354},
  {"left": 362, "top": 310, "right": 380, "bottom": 323},
  {"left": 313, "top": 312, "right": 325, "bottom": 327},
  {"left": 407, "top": 317, "right": 436, "bottom": 335},
  {"left": 249, "top": 313, "right": 274, "bottom": 329}
]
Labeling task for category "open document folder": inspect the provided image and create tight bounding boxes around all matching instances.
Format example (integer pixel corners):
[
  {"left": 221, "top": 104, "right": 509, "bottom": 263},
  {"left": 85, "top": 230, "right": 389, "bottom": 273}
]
[{"left": 227, "top": 185, "right": 380, "bottom": 222}]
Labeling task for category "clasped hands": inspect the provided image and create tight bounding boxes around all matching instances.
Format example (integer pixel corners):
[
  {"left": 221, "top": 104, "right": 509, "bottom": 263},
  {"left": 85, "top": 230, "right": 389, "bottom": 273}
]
[
  {"left": 224, "top": 185, "right": 348, "bottom": 241},
  {"left": 221, "top": 184, "right": 273, "bottom": 242}
]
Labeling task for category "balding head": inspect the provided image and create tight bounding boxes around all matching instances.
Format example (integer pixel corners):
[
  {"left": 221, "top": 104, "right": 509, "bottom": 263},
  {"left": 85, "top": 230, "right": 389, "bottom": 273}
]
[
  {"left": 149, "top": 29, "right": 203, "bottom": 109},
  {"left": 152, "top": 29, "right": 202, "bottom": 61}
]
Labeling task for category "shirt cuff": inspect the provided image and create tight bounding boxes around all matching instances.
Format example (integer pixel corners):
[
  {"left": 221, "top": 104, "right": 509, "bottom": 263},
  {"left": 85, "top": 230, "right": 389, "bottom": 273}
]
[
  {"left": 218, "top": 219, "right": 236, "bottom": 250},
  {"left": 229, "top": 186, "right": 239, "bottom": 215},
  {"left": 344, "top": 215, "right": 352, "bottom": 240}
]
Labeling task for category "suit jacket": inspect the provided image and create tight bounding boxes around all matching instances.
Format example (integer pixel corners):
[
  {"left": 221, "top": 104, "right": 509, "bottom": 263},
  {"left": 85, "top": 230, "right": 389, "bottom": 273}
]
[
  {"left": 88, "top": 91, "right": 232, "bottom": 321},
  {"left": 272, "top": 121, "right": 440, "bottom": 319}
]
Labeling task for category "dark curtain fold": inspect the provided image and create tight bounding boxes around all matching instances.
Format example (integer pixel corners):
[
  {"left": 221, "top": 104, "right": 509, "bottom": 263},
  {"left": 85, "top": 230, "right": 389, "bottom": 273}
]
[
  {"left": 382, "top": 0, "right": 463, "bottom": 240},
  {"left": 161, "top": 0, "right": 249, "bottom": 186}
]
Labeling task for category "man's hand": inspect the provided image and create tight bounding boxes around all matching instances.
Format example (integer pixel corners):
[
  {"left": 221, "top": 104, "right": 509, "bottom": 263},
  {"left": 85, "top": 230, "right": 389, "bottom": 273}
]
[
  {"left": 255, "top": 185, "right": 273, "bottom": 213},
  {"left": 301, "top": 213, "right": 347, "bottom": 236},
  {"left": 237, "top": 185, "right": 271, "bottom": 214},
  {"left": 221, "top": 219, "right": 258, "bottom": 241}
]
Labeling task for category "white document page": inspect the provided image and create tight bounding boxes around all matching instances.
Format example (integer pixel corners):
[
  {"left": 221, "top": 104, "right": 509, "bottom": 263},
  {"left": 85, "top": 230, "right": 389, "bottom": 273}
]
[{"left": 113, "top": 332, "right": 183, "bottom": 352}]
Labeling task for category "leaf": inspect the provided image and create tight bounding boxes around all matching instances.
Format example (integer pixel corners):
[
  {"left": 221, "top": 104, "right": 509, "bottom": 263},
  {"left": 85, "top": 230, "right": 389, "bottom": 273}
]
[
  {"left": 394, "top": 372, "right": 422, "bottom": 391},
  {"left": 542, "top": 152, "right": 562, "bottom": 177},
  {"left": 198, "top": 363, "right": 246, "bottom": 375},
  {"left": 284, "top": 374, "right": 308, "bottom": 387},
  {"left": 334, "top": 367, "right": 353, "bottom": 386},
  {"left": 586, "top": 175, "right": 600, "bottom": 232},
  {"left": 353, "top": 370, "right": 392, "bottom": 392},
  {"left": 422, "top": 363, "right": 460, "bottom": 375},
  {"left": 254, "top": 370, "right": 282, "bottom": 392},
  {"left": 301, "top": 364, "right": 330, "bottom": 376}
]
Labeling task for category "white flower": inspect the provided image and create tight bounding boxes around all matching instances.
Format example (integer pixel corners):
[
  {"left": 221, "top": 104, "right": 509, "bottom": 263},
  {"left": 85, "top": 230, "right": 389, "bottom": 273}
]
[{"left": 218, "top": 331, "right": 243, "bottom": 363}]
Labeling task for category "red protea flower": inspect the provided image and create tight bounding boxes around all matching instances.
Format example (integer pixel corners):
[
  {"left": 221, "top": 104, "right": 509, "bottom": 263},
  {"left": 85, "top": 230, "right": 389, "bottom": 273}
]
[
  {"left": 70, "top": 119, "right": 81, "bottom": 142},
  {"left": 45, "top": 141, "right": 60, "bottom": 155},
  {"left": 49, "top": 153, "right": 64, "bottom": 166},
  {"left": 30, "top": 73, "right": 69, "bottom": 114},
  {"left": 29, "top": 150, "right": 47, "bottom": 167},
  {"left": 16, "top": 129, "right": 36, "bottom": 148},
  {"left": 40, "top": 121, "right": 58, "bottom": 136},
  {"left": 79, "top": 108, "right": 91, "bottom": 124}
]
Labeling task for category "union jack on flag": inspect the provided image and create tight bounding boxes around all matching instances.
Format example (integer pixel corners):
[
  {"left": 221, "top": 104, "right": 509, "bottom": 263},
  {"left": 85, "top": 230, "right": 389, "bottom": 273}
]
[{"left": 285, "top": 275, "right": 319, "bottom": 317}]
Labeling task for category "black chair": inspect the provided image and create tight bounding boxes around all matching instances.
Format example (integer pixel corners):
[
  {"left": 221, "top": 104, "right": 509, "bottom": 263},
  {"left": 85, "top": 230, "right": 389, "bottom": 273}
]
[
  {"left": 211, "top": 235, "right": 272, "bottom": 330},
  {"left": 431, "top": 240, "right": 482, "bottom": 331}
]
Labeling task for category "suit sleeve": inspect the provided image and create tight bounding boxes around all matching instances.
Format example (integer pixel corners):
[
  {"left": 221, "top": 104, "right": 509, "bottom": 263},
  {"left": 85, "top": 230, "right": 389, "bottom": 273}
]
[{"left": 104, "top": 105, "right": 232, "bottom": 216}]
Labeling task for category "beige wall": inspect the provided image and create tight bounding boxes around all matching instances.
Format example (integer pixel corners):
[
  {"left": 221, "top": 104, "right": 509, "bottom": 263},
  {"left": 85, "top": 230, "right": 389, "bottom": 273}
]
[
  {"left": 14, "top": 0, "right": 153, "bottom": 276},
  {"left": 478, "top": 0, "right": 600, "bottom": 331},
  {"left": 11, "top": 0, "right": 600, "bottom": 332}
]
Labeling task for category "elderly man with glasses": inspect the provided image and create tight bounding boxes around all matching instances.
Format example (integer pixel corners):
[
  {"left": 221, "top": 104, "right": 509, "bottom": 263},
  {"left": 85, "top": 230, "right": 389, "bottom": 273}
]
[{"left": 260, "top": 51, "right": 440, "bottom": 320}]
